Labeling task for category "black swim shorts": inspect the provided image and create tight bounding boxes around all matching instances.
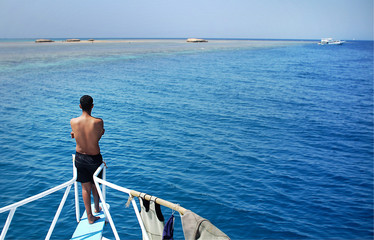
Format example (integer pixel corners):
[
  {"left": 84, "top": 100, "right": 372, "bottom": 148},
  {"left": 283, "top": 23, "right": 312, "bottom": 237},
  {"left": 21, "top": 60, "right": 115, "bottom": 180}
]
[{"left": 74, "top": 152, "right": 103, "bottom": 183}]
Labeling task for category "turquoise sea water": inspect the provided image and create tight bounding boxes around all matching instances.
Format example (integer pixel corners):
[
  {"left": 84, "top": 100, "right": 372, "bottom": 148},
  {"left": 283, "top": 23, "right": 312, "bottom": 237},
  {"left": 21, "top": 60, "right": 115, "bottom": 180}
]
[{"left": 0, "top": 39, "right": 373, "bottom": 239}]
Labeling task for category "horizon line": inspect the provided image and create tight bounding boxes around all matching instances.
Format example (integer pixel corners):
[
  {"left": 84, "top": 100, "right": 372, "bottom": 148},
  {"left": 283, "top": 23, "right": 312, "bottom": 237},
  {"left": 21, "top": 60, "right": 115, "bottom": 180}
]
[{"left": 0, "top": 37, "right": 372, "bottom": 41}]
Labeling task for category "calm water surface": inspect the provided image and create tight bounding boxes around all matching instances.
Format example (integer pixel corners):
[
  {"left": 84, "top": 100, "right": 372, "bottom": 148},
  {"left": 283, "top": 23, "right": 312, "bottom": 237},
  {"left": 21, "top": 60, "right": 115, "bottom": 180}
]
[{"left": 0, "top": 39, "right": 373, "bottom": 239}]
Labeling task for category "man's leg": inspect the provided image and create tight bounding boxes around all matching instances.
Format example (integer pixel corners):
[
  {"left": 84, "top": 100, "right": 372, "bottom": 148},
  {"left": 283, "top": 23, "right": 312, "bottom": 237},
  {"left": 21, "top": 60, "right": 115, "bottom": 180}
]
[
  {"left": 81, "top": 182, "right": 100, "bottom": 224},
  {"left": 91, "top": 182, "right": 101, "bottom": 213}
]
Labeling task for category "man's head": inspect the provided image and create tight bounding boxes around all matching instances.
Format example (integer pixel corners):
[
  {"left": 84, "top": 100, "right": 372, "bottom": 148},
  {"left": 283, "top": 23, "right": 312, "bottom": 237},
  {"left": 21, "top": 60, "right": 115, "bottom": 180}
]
[{"left": 80, "top": 95, "right": 93, "bottom": 112}]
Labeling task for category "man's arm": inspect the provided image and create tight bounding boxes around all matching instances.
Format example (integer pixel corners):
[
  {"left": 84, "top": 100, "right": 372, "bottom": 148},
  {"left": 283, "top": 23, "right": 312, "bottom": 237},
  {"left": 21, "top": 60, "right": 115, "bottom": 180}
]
[
  {"left": 95, "top": 118, "right": 105, "bottom": 139},
  {"left": 97, "top": 118, "right": 105, "bottom": 136},
  {"left": 70, "top": 119, "right": 75, "bottom": 138},
  {"left": 101, "top": 120, "right": 105, "bottom": 136}
]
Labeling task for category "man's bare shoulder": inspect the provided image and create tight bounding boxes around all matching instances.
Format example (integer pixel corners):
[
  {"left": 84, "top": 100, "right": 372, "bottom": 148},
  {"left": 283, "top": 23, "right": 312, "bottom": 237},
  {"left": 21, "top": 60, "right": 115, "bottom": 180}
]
[
  {"left": 93, "top": 117, "right": 103, "bottom": 123},
  {"left": 71, "top": 115, "right": 85, "bottom": 122},
  {"left": 70, "top": 117, "right": 80, "bottom": 124}
]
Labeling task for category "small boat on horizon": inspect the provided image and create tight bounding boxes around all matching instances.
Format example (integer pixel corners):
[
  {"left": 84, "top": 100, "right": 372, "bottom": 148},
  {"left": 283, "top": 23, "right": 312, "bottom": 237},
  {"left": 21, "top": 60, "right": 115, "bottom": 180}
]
[
  {"left": 187, "top": 38, "right": 208, "bottom": 43},
  {"left": 318, "top": 38, "right": 345, "bottom": 45}
]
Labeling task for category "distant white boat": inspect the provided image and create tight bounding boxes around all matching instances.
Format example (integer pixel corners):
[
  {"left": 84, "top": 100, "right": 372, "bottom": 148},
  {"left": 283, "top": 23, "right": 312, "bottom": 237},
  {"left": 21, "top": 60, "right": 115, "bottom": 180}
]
[
  {"left": 318, "top": 38, "right": 345, "bottom": 45},
  {"left": 186, "top": 38, "right": 208, "bottom": 43}
]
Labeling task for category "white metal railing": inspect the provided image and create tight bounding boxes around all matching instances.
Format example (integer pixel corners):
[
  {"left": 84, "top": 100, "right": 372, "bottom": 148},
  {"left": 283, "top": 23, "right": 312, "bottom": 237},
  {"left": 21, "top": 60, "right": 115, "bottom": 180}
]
[
  {"left": 0, "top": 155, "right": 103, "bottom": 240},
  {"left": 1, "top": 157, "right": 186, "bottom": 240},
  {"left": 93, "top": 163, "right": 146, "bottom": 240},
  {"left": 93, "top": 163, "right": 188, "bottom": 240}
]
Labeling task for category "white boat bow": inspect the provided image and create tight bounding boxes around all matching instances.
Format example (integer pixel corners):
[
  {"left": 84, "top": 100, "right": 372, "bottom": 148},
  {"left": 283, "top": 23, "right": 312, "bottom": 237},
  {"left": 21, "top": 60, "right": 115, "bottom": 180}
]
[{"left": 0, "top": 155, "right": 230, "bottom": 240}]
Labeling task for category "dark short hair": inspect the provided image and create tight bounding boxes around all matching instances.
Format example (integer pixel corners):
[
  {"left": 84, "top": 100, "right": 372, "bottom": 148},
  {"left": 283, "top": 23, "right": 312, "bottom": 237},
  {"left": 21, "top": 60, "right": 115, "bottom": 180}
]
[{"left": 80, "top": 95, "right": 93, "bottom": 111}]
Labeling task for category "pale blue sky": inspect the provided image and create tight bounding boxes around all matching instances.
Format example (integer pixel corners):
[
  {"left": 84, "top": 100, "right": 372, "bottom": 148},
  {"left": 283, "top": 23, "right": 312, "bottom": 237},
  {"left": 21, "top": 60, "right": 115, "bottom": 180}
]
[{"left": 0, "top": 0, "right": 372, "bottom": 40}]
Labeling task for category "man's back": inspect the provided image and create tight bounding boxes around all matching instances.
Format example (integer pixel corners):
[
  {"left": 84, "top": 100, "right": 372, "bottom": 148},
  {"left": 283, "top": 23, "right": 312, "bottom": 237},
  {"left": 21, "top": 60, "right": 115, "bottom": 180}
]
[
  {"left": 71, "top": 114, "right": 104, "bottom": 155},
  {"left": 71, "top": 95, "right": 105, "bottom": 224}
]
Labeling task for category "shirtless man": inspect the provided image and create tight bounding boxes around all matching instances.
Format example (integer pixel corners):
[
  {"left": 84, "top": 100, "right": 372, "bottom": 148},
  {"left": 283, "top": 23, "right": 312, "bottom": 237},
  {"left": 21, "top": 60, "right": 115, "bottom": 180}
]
[{"left": 70, "top": 95, "right": 105, "bottom": 224}]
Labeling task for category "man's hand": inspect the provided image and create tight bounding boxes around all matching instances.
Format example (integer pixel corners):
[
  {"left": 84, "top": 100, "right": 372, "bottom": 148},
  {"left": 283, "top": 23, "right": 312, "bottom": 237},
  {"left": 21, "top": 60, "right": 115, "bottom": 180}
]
[{"left": 71, "top": 131, "right": 75, "bottom": 138}]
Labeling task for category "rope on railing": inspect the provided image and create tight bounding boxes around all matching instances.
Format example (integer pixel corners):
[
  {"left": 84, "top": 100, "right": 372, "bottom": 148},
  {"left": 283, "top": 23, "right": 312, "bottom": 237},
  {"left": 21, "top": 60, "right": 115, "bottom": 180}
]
[
  {"left": 93, "top": 162, "right": 189, "bottom": 240},
  {"left": 129, "top": 190, "right": 188, "bottom": 215}
]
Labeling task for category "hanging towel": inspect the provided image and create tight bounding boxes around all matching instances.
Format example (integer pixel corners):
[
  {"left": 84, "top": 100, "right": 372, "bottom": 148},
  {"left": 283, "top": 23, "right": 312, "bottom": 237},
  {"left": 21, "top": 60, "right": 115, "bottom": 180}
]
[
  {"left": 181, "top": 210, "right": 230, "bottom": 240},
  {"left": 162, "top": 214, "right": 175, "bottom": 240},
  {"left": 139, "top": 197, "right": 165, "bottom": 240}
]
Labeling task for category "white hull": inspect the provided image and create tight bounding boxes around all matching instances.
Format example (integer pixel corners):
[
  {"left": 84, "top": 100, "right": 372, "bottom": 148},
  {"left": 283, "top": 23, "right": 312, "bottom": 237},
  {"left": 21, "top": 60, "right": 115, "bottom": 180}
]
[{"left": 319, "top": 38, "right": 345, "bottom": 45}]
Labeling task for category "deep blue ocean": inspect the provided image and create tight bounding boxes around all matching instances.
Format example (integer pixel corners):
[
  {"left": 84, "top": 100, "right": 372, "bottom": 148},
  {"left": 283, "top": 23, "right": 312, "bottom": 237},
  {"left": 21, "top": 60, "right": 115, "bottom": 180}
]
[{"left": 0, "top": 39, "right": 373, "bottom": 239}]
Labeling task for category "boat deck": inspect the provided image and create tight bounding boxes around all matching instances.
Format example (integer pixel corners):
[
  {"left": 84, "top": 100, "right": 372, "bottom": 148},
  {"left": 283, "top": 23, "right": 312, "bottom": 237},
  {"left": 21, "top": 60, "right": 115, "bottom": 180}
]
[{"left": 71, "top": 204, "right": 109, "bottom": 240}]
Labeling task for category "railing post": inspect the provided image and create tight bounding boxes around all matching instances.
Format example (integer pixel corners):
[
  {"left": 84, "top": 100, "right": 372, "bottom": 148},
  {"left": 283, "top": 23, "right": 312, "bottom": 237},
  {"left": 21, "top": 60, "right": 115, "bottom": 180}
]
[
  {"left": 0, "top": 208, "right": 16, "bottom": 240},
  {"left": 45, "top": 185, "right": 72, "bottom": 240},
  {"left": 94, "top": 165, "right": 120, "bottom": 240},
  {"left": 130, "top": 195, "right": 149, "bottom": 240},
  {"left": 72, "top": 154, "right": 80, "bottom": 222},
  {"left": 102, "top": 165, "right": 106, "bottom": 202}
]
